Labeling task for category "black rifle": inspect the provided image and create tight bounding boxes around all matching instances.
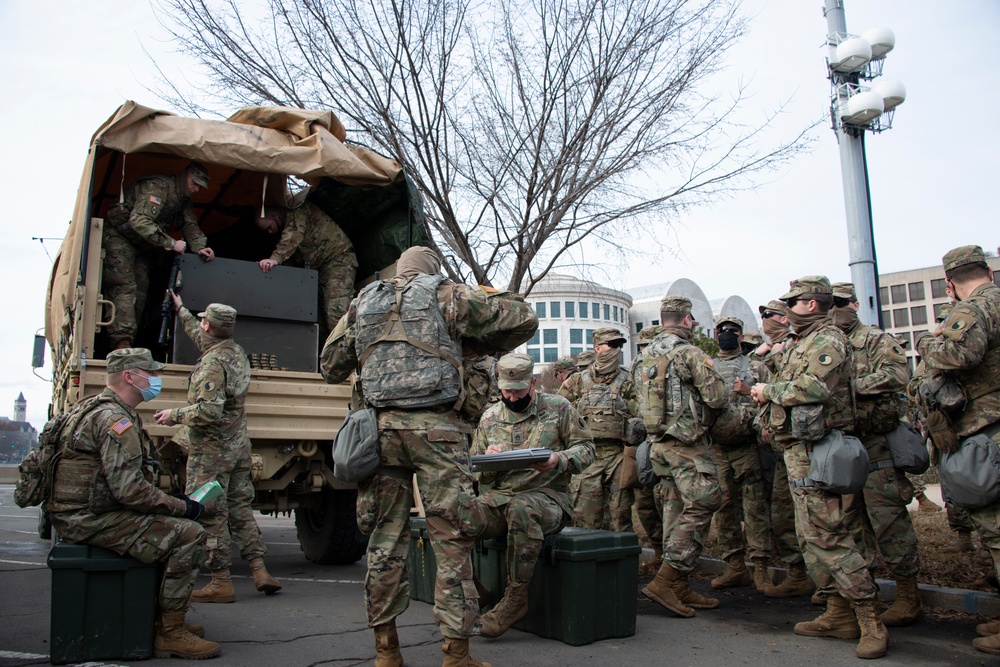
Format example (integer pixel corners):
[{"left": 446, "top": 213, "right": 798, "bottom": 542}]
[{"left": 158, "top": 256, "right": 182, "bottom": 348}]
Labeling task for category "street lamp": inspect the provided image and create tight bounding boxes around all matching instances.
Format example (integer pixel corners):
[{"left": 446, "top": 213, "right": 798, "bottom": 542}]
[{"left": 824, "top": 1, "right": 906, "bottom": 328}]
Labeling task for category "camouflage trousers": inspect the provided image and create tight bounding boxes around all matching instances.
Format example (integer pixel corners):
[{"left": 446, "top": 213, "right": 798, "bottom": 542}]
[
  {"left": 317, "top": 256, "right": 358, "bottom": 333},
  {"left": 860, "top": 439, "right": 920, "bottom": 578},
  {"left": 770, "top": 454, "right": 804, "bottom": 567},
  {"left": 784, "top": 442, "right": 877, "bottom": 602},
  {"left": 712, "top": 442, "right": 770, "bottom": 561},
  {"left": 355, "top": 425, "right": 483, "bottom": 639},
  {"left": 964, "top": 427, "right": 1000, "bottom": 583},
  {"left": 102, "top": 228, "right": 153, "bottom": 346},
  {"left": 650, "top": 438, "right": 720, "bottom": 573},
  {"left": 571, "top": 442, "right": 632, "bottom": 531},
  {"left": 186, "top": 447, "right": 266, "bottom": 570},
  {"left": 653, "top": 472, "right": 683, "bottom": 555},
  {"left": 949, "top": 502, "right": 975, "bottom": 533},
  {"left": 635, "top": 484, "right": 662, "bottom": 549},
  {"left": 475, "top": 490, "right": 567, "bottom": 583}
]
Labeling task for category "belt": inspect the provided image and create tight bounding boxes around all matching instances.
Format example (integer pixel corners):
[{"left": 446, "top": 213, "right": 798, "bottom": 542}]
[
  {"left": 868, "top": 458, "right": 895, "bottom": 473},
  {"left": 791, "top": 477, "right": 815, "bottom": 488}
]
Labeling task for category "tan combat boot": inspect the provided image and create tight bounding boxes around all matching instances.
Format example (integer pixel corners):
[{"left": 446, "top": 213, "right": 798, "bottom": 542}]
[
  {"left": 811, "top": 591, "right": 825, "bottom": 606},
  {"left": 248, "top": 557, "right": 282, "bottom": 595},
  {"left": 880, "top": 575, "right": 922, "bottom": 627},
  {"left": 763, "top": 563, "right": 815, "bottom": 598},
  {"left": 950, "top": 530, "right": 973, "bottom": 553},
  {"left": 671, "top": 569, "right": 720, "bottom": 609},
  {"left": 793, "top": 594, "right": 861, "bottom": 639},
  {"left": 976, "top": 618, "right": 1000, "bottom": 637},
  {"left": 853, "top": 600, "right": 888, "bottom": 659},
  {"left": 974, "top": 633, "right": 1000, "bottom": 655},
  {"left": 915, "top": 491, "right": 942, "bottom": 512},
  {"left": 154, "top": 610, "right": 222, "bottom": 660},
  {"left": 373, "top": 623, "right": 403, "bottom": 667},
  {"left": 641, "top": 562, "right": 695, "bottom": 617},
  {"left": 711, "top": 554, "right": 751, "bottom": 589},
  {"left": 191, "top": 569, "right": 236, "bottom": 603},
  {"left": 751, "top": 558, "right": 771, "bottom": 592},
  {"left": 440, "top": 637, "right": 492, "bottom": 667},
  {"left": 480, "top": 581, "right": 530, "bottom": 638}
]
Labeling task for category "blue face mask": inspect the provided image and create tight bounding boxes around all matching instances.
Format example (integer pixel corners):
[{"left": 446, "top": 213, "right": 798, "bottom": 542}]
[{"left": 132, "top": 374, "right": 162, "bottom": 402}]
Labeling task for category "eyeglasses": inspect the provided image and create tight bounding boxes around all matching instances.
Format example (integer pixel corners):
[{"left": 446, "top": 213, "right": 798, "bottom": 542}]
[
  {"left": 784, "top": 298, "right": 801, "bottom": 307},
  {"left": 719, "top": 326, "right": 741, "bottom": 334},
  {"left": 762, "top": 311, "right": 781, "bottom": 319}
]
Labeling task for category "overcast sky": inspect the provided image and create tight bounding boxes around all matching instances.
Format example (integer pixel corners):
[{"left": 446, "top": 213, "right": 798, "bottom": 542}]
[{"left": 0, "top": 0, "right": 997, "bottom": 429}]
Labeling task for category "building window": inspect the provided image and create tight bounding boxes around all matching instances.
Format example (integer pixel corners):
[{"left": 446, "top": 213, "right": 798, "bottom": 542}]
[
  {"left": 527, "top": 348, "right": 540, "bottom": 363},
  {"left": 549, "top": 301, "right": 560, "bottom": 318},
  {"left": 543, "top": 329, "right": 558, "bottom": 345},
  {"left": 910, "top": 306, "right": 928, "bottom": 326},
  {"left": 565, "top": 301, "right": 575, "bottom": 318},
  {"left": 931, "top": 278, "right": 948, "bottom": 299},
  {"left": 913, "top": 329, "right": 928, "bottom": 341},
  {"left": 579, "top": 302, "right": 588, "bottom": 318},
  {"left": 635, "top": 322, "right": 644, "bottom": 332},
  {"left": 908, "top": 282, "right": 925, "bottom": 301},
  {"left": 893, "top": 308, "right": 909, "bottom": 327},
  {"left": 543, "top": 348, "right": 558, "bottom": 362},
  {"left": 881, "top": 311, "right": 891, "bottom": 327},
  {"left": 603, "top": 304, "right": 610, "bottom": 320},
  {"left": 570, "top": 347, "right": 583, "bottom": 356},
  {"left": 527, "top": 331, "right": 540, "bottom": 346},
  {"left": 592, "top": 302, "right": 599, "bottom": 319},
  {"left": 536, "top": 302, "right": 546, "bottom": 318},
  {"left": 890, "top": 284, "right": 907, "bottom": 304},
  {"left": 613, "top": 305, "right": 618, "bottom": 322},
  {"left": 652, "top": 319, "right": 660, "bottom": 326},
  {"left": 586, "top": 329, "right": 596, "bottom": 344},
  {"left": 879, "top": 286, "right": 889, "bottom": 306},
  {"left": 570, "top": 329, "right": 583, "bottom": 344}
]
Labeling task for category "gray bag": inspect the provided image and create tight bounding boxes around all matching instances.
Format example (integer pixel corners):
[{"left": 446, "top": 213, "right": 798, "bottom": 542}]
[
  {"left": 939, "top": 433, "right": 1000, "bottom": 509},
  {"left": 884, "top": 422, "right": 930, "bottom": 474},
  {"left": 624, "top": 417, "right": 648, "bottom": 446},
  {"left": 808, "top": 429, "right": 869, "bottom": 495},
  {"left": 636, "top": 439, "right": 657, "bottom": 488},
  {"left": 332, "top": 408, "right": 381, "bottom": 483}
]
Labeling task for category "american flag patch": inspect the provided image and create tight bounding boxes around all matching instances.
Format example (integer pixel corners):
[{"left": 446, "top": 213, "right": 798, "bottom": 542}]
[
  {"left": 149, "top": 195, "right": 162, "bottom": 205},
  {"left": 111, "top": 418, "right": 133, "bottom": 435},
  {"left": 704, "top": 356, "right": 714, "bottom": 367}
]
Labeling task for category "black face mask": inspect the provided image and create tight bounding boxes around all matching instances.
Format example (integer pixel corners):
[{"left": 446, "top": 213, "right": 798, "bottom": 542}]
[
  {"left": 501, "top": 393, "right": 533, "bottom": 413},
  {"left": 741, "top": 342, "right": 756, "bottom": 356},
  {"left": 718, "top": 331, "right": 741, "bottom": 350}
]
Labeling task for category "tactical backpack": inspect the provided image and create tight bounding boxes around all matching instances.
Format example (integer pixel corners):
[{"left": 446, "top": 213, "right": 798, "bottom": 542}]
[
  {"left": 577, "top": 369, "right": 631, "bottom": 440},
  {"left": 14, "top": 397, "right": 97, "bottom": 508},
  {"left": 637, "top": 334, "right": 697, "bottom": 443}
]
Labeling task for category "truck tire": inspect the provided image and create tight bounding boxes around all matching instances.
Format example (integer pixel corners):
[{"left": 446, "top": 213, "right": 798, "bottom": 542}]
[{"left": 295, "top": 488, "right": 368, "bottom": 565}]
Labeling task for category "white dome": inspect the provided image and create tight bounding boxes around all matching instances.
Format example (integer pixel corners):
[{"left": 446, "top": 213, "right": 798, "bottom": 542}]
[
  {"left": 842, "top": 91, "right": 885, "bottom": 125},
  {"left": 833, "top": 37, "right": 872, "bottom": 73},
  {"left": 872, "top": 79, "right": 906, "bottom": 112},
  {"left": 862, "top": 27, "right": 896, "bottom": 59}
]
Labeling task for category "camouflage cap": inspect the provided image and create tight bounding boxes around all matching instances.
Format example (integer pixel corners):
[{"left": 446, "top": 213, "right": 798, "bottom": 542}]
[
  {"left": 780, "top": 275, "right": 832, "bottom": 301},
  {"left": 831, "top": 282, "right": 857, "bottom": 301},
  {"left": 593, "top": 327, "right": 627, "bottom": 346},
  {"left": 935, "top": 303, "right": 954, "bottom": 322},
  {"left": 758, "top": 300, "right": 787, "bottom": 316},
  {"left": 552, "top": 357, "right": 577, "bottom": 373},
  {"left": 743, "top": 332, "right": 763, "bottom": 346},
  {"left": 660, "top": 295, "right": 692, "bottom": 315},
  {"left": 637, "top": 325, "right": 663, "bottom": 345},
  {"left": 186, "top": 162, "right": 209, "bottom": 188},
  {"left": 716, "top": 316, "right": 744, "bottom": 330},
  {"left": 576, "top": 350, "right": 596, "bottom": 368},
  {"left": 943, "top": 245, "right": 986, "bottom": 273},
  {"left": 198, "top": 303, "right": 237, "bottom": 333},
  {"left": 497, "top": 353, "right": 534, "bottom": 390},
  {"left": 107, "top": 347, "right": 166, "bottom": 374}
]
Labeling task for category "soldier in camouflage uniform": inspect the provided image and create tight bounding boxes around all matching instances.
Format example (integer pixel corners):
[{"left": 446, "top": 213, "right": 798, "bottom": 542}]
[
  {"left": 552, "top": 357, "right": 577, "bottom": 388},
  {"left": 830, "top": 282, "right": 922, "bottom": 626},
  {"left": 913, "top": 246, "right": 1000, "bottom": 655},
  {"left": 559, "top": 327, "right": 639, "bottom": 531},
  {"left": 320, "top": 246, "right": 537, "bottom": 667},
  {"left": 576, "top": 350, "right": 596, "bottom": 373},
  {"left": 751, "top": 276, "right": 888, "bottom": 660},
  {"left": 637, "top": 296, "right": 728, "bottom": 618},
  {"left": 470, "top": 354, "right": 595, "bottom": 638},
  {"left": 155, "top": 300, "right": 280, "bottom": 603},
  {"left": 102, "top": 163, "right": 215, "bottom": 350},
  {"left": 257, "top": 202, "right": 358, "bottom": 333},
  {"left": 46, "top": 348, "right": 220, "bottom": 660},
  {"left": 708, "top": 316, "right": 772, "bottom": 591}
]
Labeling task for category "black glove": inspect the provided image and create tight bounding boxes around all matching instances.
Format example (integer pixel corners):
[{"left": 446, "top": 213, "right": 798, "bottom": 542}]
[{"left": 183, "top": 498, "right": 205, "bottom": 521}]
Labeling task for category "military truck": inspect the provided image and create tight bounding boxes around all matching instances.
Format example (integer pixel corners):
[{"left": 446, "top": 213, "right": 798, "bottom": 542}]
[{"left": 41, "top": 101, "right": 429, "bottom": 564}]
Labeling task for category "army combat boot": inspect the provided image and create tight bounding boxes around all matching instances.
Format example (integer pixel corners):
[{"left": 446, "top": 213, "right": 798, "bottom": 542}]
[
  {"left": 191, "top": 569, "right": 235, "bottom": 603},
  {"left": 154, "top": 610, "right": 221, "bottom": 660},
  {"left": 440, "top": 638, "right": 492, "bottom": 667},
  {"left": 976, "top": 618, "right": 1000, "bottom": 637},
  {"left": 763, "top": 563, "right": 815, "bottom": 598},
  {"left": 711, "top": 554, "right": 751, "bottom": 589},
  {"left": 373, "top": 623, "right": 403, "bottom": 667},
  {"left": 915, "top": 490, "right": 942, "bottom": 512},
  {"left": 248, "top": 557, "right": 282, "bottom": 595},
  {"left": 880, "top": 575, "right": 921, "bottom": 627},
  {"left": 752, "top": 558, "right": 771, "bottom": 592},
  {"left": 672, "top": 571, "right": 720, "bottom": 609},
  {"left": 641, "top": 562, "right": 695, "bottom": 617},
  {"left": 853, "top": 600, "right": 888, "bottom": 659},
  {"left": 950, "top": 530, "right": 973, "bottom": 553},
  {"left": 480, "top": 581, "right": 530, "bottom": 638},
  {"left": 794, "top": 594, "right": 860, "bottom": 639}
]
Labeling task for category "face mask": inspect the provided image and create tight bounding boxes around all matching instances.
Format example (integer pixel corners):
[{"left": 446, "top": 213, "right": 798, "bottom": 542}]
[
  {"left": 717, "top": 331, "right": 740, "bottom": 350},
  {"left": 132, "top": 373, "right": 162, "bottom": 402},
  {"left": 501, "top": 392, "right": 533, "bottom": 413}
]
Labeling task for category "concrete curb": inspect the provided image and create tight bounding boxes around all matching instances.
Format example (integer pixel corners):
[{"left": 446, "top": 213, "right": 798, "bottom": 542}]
[{"left": 640, "top": 548, "right": 1000, "bottom": 617}]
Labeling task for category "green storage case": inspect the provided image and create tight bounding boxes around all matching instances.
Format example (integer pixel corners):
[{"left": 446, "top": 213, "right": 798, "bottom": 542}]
[
  {"left": 474, "top": 527, "right": 641, "bottom": 646},
  {"left": 47, "top": 542, "right": 158, "bottom": 665},
  {"left": 408, "top": 517, "right": 437, "bottom": 604}
]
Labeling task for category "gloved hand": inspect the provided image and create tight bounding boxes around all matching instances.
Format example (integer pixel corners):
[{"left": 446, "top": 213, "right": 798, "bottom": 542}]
[
  {"left": 171, "top": 492, "right": 205, "bottom": 521},
  {"left": 926, "top": 410, "right": 960, "bottom": 454}
]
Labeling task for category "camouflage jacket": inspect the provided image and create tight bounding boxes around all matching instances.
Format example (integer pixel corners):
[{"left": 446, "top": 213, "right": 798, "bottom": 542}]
[
  {"left": 557, "top": 367, "right": 638, "bottom": 442},
  {"left": 46, "top": 389, "right": 186, "bottom": 546},
  {"left": 759, "top": 321, "right": 855, "bottom": 449},
  {"left": 844, "top": 322, "right": 910, "bottom": 438},
  {"left": 171, "top": 308, "right": 251, "bottom": 451},
  {"left": 916, "top": 282, "right": 1000, "bottom": 437},
  {"left": 105, "top": 176, "right": 207, "bottom": 252},
  {"left": 270, "top": 202, "right": 355, "bottom": 270},
  {"left": 472, "top": 392, "right": 595, "bottom": 516},
  {"left": 321, "top": 276, "right": 538, "bottom": 430}
]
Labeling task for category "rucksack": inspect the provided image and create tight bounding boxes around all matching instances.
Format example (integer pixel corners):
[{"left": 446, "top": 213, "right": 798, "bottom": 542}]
[
  {"left": 332, "top": 408, "right": 381, "bottom": 483},
  {"left": 14, "top": 398, "right": 96, "bottom": 508}
]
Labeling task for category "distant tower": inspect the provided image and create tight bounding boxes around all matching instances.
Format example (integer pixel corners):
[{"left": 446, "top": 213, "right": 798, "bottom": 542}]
[{"left": 14, "top": 392, "right": 26, "bottom": 422}]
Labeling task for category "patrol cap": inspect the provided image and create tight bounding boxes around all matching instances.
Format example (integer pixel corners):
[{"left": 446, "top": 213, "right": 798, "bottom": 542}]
[
  {"left": 660, "top": 295, "right": 692, "bottom": 315},
  {"left": 198, "top": 303, "right": 237, "bottom": 334},
  {"left": 743, "top": 332, "right": 763, "bottom": 346},
  {"left": 637, "top": 325, "right": 662, "bottom": 345},
  {"left": 552, "top": 357, "right": 577, "bottom": 373},
  {"left": 107, "top": 347, "right": 166, "bottom": 374},
  {"left": 758, "top": 300, "right": 787, "bottom": 316},
  {"left": 935, "top": 303, "right": 953, "bottom": 322},
  {"left": 576, "top": 350, "right": 596, "bottom": 368},
  {"left": 942, "top": 245, "right": 987, "bottom": 273},
  {"left": 593, "top": 327, "right": 627, "bottom": 346},
  {"left": 716, "top": 316, "right": 744, "bottom": 330},
  {"left": 831, "top": 282, "right": 857, "bottom": 301},
  {"left": 780, "top": 276, "right": 832, "bottom": 301},
  {"left": 497, "top": 353, "right": 534, "bottom": 390},
  {"left": 186, "top": 162, "right": 210, "bottom": 188}
]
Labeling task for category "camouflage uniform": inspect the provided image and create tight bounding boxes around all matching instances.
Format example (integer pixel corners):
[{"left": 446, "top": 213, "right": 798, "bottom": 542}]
[
  {"left": 630, "top": 326, "right": 665, "bottom": 550},
  {"left": 268, "top": 202, "right": 358, "bottom": 331},
  {"left": 320, "top": 249, "right": 537, "bottom": 641},
  {"left": 46, "top": 353, "right": 205, "bottom": 614},
  {"left": 102, "top": 171, "right": 208, "bottom": 347}
]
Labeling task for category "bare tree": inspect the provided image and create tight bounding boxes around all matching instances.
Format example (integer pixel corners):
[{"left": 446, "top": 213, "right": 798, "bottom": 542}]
[{"left": 154, "top": 0, "right": 812, "bottom": 293}]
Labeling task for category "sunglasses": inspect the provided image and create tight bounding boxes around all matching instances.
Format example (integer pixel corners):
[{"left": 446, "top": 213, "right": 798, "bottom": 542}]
[
  {"left": 762, "top": 311, "right": 781, "bottom": 319},
  {"left": 719, "top": 326, "right": 741, "bottom": 334},
  {"left": 784, "top": 298, "right": 802, "bottom": 307}
]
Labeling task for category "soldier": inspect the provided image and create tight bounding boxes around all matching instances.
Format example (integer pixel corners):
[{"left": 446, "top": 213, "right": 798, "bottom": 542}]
[
  {"left": 320, "top": 246, "right": 537, "bottom": 667},
  {"left": 637, "top": 296, "right": 728, "bottom": 618},
  {"left": 470, "top": 353, "right": 595, "bottom": 638},
  {"left": 551, "top": 357, "right": 577, "bottom": 388},
  {"left": 155, "top": 300, "right": 281, "bottom": 603},
  {"left": 558, "top": 327, "right": 639, "bottom": 531},
  {"left": 751, "top": 276, "right": 887, "bottom": 660},
  {"left": 576, "top": 350, "right": 596, "bottom": 373},
  {"left": 830, "top": 282, "right": 921, "bottom": 626},
  {"left": 46, "top": 348, "right": 220, "bottom": 660},
  {"left": 102, "top": 163, "right": 215, "bottom": 350},
  {"left": 708, "top": 316, "right": 772, "bottom": 591},
  {"left": 913, "top": 245, "right": 1000, "bottom": 656},
  {"left": 257, "top": 202, "right": 358, "bottom": 332}
]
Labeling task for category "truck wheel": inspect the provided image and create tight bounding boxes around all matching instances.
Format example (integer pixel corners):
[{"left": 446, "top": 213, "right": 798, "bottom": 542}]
[{"left": 295, "top": 488, "right": 368, "bottom": 565}]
